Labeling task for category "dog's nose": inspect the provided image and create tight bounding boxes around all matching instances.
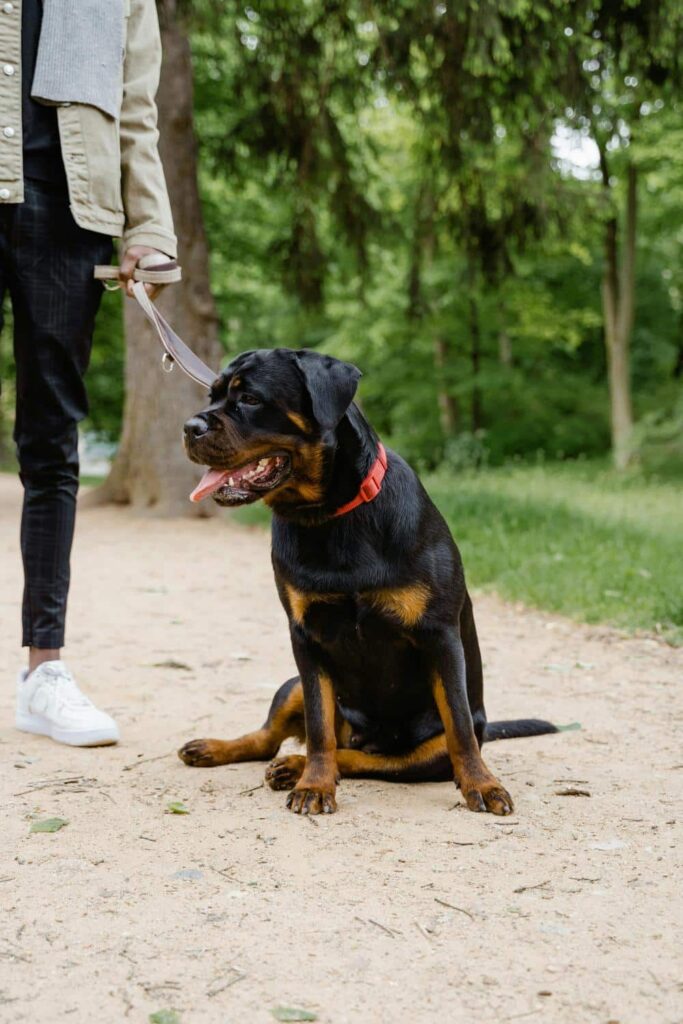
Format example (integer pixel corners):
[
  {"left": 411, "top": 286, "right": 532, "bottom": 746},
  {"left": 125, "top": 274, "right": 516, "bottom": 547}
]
[{"left": 184, "top": 415, "right": 209, "bottom": 440}]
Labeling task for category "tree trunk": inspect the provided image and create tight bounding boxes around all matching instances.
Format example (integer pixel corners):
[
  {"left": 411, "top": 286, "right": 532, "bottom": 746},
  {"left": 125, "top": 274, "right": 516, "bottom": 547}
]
[
  {"left": 410, "top": 187, "right": 458, "bottom": 440},
  {"left": 600, "top": 148, "right": 636, "bottom": 471},
  {"left": 498, "top": 330, "right": 513, "bottom": 366},
  {"left": 88, "top": 0, "right": 222, "bottom": 516},
  {"left": 467, "top": 259, "right": 483, "bottom": 433},
  {"left": 433, "top": 336, "right": 458, "bottom": 436}
]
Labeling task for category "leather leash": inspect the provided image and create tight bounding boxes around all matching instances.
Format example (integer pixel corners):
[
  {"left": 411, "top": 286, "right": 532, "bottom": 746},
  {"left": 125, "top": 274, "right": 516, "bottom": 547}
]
[{"left": 93, "top": 255, "right": 219, "bottom": 388}]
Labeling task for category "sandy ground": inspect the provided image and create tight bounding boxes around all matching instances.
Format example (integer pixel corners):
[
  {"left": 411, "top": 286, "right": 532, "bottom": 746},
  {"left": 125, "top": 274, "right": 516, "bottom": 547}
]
[{"left": 0, "top": 472, "right": 681, "bottom": 1024}]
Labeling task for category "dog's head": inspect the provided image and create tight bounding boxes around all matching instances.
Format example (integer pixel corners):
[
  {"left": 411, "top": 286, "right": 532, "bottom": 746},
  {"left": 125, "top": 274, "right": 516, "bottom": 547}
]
[{"left": 184, "top": 347, "right": 361, "bottom": 509}]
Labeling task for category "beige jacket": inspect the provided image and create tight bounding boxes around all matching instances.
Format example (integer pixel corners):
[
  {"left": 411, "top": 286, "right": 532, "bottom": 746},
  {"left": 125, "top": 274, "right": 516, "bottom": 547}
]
[{"left": 0, "top": 0, "right": 176, "bottom": 256}]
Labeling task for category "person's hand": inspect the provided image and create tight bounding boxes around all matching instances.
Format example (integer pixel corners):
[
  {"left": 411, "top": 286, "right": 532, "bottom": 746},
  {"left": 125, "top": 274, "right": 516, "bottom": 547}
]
[{"left": 119, "top": 245, "right": 168, "bottom": 300}]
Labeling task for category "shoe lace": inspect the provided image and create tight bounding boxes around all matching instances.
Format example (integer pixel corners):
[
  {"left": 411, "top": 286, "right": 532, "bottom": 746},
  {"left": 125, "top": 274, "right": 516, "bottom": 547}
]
[{"left": 39, "top": 666, "right": 92, "bottom": 712}]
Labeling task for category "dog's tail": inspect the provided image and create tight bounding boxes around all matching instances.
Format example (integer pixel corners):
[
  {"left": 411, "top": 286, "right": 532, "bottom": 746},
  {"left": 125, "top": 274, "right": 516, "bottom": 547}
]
[{"left": 483, "top": 719, "right": 580, "bottom": 742}]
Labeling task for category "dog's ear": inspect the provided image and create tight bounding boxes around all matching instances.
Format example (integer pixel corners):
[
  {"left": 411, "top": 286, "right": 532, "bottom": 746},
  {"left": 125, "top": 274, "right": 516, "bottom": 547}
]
[{"left": 294, "top": 350, "right": 362, "bottom": 431}]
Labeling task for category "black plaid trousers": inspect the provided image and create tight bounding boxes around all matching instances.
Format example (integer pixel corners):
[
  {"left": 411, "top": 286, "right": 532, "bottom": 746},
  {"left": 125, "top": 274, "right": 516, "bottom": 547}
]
[{"left": 0, "top": 178, "right": 112, "bottom": 648}]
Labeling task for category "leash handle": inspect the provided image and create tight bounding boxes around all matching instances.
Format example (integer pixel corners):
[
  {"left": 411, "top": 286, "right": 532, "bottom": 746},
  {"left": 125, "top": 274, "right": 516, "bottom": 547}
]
[
  {"left": 130, "top": 281, "right": 219, "bottom": 389},
  {"left": 94, "top": 252, "right": 183, "bottom": 289}
]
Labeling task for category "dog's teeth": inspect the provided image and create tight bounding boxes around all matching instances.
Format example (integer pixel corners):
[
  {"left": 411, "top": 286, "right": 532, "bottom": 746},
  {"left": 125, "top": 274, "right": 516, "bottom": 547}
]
[{"left": 228, "top": 476, "right": 234, "bottom": 486}]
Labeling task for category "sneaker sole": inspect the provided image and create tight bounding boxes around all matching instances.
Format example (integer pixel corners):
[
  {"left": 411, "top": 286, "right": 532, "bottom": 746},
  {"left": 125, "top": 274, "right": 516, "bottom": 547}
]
[{"left": 16, "top": 712, "right": 119, "bottom": 747}]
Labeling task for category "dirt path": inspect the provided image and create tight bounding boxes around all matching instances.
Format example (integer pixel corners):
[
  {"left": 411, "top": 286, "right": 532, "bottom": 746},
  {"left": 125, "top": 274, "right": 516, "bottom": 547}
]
[{"left": 1, "top": 473, "right": 681, "bottom": 1024}]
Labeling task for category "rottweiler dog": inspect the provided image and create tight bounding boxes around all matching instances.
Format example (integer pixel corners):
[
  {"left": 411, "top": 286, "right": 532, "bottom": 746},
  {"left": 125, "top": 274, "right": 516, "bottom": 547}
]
[{"left": 178, "top": 348, "right": 557, "bottom": 815}]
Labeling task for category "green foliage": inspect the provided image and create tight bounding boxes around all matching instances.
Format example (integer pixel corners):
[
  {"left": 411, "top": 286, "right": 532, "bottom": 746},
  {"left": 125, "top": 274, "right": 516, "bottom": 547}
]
[
  {"left": 3, "top": 0, "right": 682, "bottom": 478},
  {"left": 188, "top": 0, "right": 683, "bottom": 468}
]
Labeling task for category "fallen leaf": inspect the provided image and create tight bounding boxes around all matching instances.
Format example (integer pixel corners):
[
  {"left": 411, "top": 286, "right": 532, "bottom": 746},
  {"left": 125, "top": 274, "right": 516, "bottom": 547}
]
[
  {"left": 166, "top": 801, "right": 190, "bottom": 815},
  {"left": 555, "top": 788, "right": 591, "bottom": 797},
  {"left": 152, "top": 660, "right": 192, "bottom": 671},
  {"left": 149, "top": 1012, "right": 181, "bottom": 1024},
  {"left": 271, "top": 1008, "right": 318, "bottom": 1022},
  {"left": 30, "top": 817, "right": 68, "bottom": 834}
]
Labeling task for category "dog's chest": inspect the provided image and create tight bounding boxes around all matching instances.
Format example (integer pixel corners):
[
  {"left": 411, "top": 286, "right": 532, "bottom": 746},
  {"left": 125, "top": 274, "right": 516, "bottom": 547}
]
[{"left": 283, "top": 581, "right": 429, "bottom": 645}]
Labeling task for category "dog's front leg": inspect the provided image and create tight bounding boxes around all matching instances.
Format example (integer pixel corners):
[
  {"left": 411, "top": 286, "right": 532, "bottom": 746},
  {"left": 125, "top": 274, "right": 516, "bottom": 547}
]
[
  {"left": 285, "top": 632, "right": 339, "bottom": 815},
  {"left": 431, "top": 627, "right": 513, "bottom": 815}
]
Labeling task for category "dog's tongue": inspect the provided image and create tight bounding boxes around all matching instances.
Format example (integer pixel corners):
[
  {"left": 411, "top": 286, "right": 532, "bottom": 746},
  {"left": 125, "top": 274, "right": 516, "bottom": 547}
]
[{"left": 189, "top": 468, "right": 231, "bottom": 503}]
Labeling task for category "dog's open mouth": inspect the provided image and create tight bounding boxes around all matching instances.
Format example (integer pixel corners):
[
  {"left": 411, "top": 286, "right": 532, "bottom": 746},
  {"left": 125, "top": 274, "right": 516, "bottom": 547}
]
[{"left": 189, "top": 455, "right": 290, "bottom": 505}]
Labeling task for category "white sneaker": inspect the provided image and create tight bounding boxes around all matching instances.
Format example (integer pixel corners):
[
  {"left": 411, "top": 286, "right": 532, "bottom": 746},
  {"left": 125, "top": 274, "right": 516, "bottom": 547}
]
[{"left": 16, "top": 660, "right": 119, "bottom": 747}]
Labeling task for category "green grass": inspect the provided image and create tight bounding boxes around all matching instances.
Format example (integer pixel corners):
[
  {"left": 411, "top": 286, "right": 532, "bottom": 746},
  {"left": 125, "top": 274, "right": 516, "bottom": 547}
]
[
  {"left": 426, "top": 461, "right": 683, "bottom": 644},
  {"left": 236, "top": 459, "right": 683, "bottom": 643}
]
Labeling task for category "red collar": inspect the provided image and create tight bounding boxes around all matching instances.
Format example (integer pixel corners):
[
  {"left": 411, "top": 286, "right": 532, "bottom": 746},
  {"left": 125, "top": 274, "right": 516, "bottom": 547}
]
[{"left": 332, "top": 443, "right": 388, "bottom": 518}]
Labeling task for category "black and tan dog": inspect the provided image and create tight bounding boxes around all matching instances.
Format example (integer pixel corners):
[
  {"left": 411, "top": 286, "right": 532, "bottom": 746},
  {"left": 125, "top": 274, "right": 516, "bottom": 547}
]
[{"left": 179, "top": 348, "right": 558, "bottom": 815}]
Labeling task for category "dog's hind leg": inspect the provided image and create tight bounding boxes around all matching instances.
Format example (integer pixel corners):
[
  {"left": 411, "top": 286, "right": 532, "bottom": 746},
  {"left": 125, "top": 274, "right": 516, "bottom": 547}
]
[
  {"left": 178, "top": 676, "right": 305, "bottom": 767},
  {"left": 266, "top": 734, "right": 453, "bottom": 791}
]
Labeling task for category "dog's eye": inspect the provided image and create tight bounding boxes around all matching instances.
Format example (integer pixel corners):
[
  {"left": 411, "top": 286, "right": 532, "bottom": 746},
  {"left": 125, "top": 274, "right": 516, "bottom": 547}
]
[{"left": 238, "top": 393, "right": 261, "bottom": 407}]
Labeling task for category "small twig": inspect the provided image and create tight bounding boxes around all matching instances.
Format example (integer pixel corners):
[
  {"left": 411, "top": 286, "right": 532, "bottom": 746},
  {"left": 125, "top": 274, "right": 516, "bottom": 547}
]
[
  {"left": 504, "top": 1010, "right": 541, "bottom": 1021},
  {"left": 513, "top": 880, "right": 551, "bottom": 894},
  {"left": 138, "top": 835, "right": 157, "bottom": 843},
  {"left": 122, "top": 752, "right": 173, "bottom": 772},
  {"left": 211, "top": 865, "right": 237, "bottom": 881},
  {"left": 414, "top": 921, "right": 432, "bottom": 942},
  {"left": 555, "top": 788, "right": 590, "bottom": 797},
  {"left": 239, "top": 783, "right": 264, "bottom": 796},
  {"left": 306, "top": 815, "right": 319, "bottom": 827},
  {"left": 207, "top": 970, "right": 246, "bottom": 996},
  {"left": 355, "top": 916, "right": 400, "bottom": 937},
  {"left": 368, "top": 917, "right": 400, "bottom": 937},
  {"left": 434, "top": 898, "right": 474, "bottom": 919},
  {"left": 14, "top": 775, "right": 84, "bottom": 796}
]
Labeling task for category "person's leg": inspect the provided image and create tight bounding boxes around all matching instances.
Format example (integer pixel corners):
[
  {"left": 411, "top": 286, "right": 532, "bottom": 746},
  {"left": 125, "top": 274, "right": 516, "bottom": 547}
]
[{"left": 8, "top": 179, "right": 113, "bottom": 661}]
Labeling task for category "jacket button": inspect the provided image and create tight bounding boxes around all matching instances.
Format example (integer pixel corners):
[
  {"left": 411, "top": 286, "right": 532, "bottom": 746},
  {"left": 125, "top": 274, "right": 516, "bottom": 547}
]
[
  {"left": 3, "top": 63, "right": 15, "bottom": 75},
  {"left": 3, "top": 126, "right": 14, "bottom": 138},
  {"left": 0, "top": 188, "right": 11, "bottom": 199}
]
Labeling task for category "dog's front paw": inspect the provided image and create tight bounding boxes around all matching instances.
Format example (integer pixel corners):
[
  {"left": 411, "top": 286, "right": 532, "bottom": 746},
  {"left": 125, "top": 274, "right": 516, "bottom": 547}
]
[
  {"left": 463, "top": 779, "right": 514, "bottom": 816},
  {"left": 265, "top": 755, "right": 306, "bottom": 790},
  {"left": 178, "top": 739, "right": 226, "bottom": 767},
  {"left": 286, "top": 785, "right": 337, "bottom": 815}
]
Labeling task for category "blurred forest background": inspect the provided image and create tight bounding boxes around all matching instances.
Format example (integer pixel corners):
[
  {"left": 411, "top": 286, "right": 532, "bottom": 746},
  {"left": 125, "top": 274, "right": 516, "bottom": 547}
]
[{"left": 1, "top": 0, "right": 682, "bottom": 639}]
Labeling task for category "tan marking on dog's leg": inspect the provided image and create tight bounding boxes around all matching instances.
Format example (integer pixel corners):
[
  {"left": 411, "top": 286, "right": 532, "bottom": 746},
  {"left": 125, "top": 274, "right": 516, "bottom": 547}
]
[
  {"left": 179, "top": 681, "right": 305, "bottom": 768},
  {"left": 432, "top": 673, "right": 513, "bottom": 815},
  {"left": 336, "top": 735, "right": 450, "bottom": 781}
]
